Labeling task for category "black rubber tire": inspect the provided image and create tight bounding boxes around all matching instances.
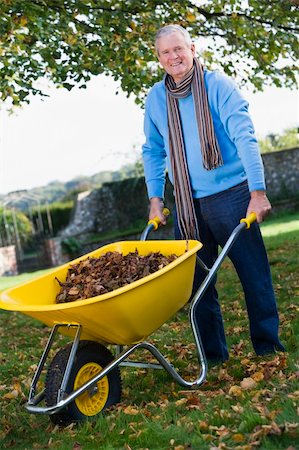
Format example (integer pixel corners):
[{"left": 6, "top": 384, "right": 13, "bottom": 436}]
[{"left": 45, "top": 340, "right": 121, "bottom": 425}]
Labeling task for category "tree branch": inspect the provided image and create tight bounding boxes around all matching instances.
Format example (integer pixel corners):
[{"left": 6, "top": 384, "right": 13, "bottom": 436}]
[{"left": 192, "top": 3, "right": 299, "bottom": 33}]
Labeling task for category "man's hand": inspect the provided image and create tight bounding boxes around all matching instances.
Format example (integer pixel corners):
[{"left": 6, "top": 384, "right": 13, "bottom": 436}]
[
  {"left": 247, "top": 190, "right": 271, "bottom": 223},
  {"left": 149, "top": 197, "right": 167, "bottom": 225}
]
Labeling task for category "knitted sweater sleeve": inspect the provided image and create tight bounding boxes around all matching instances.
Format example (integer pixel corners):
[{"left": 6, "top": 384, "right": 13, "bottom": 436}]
[
  {"left": 216, "top": 76, "right": 266, "bottom": 192},
  {"left": 142, "top": 94, "right": 167, "bottom": 199}
]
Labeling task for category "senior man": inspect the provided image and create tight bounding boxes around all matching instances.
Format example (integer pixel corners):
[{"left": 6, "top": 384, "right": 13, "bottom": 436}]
[{"left": 142, "top": 24, "right": 284, "bottom": 362}]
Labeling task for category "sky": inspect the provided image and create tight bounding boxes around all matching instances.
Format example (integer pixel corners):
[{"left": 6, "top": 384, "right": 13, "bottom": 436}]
[{"left": 0, "top": 74, "right": 298, "bottom": 196}]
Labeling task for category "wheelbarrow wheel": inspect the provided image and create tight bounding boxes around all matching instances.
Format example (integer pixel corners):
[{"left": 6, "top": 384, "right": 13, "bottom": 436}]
[{"left": 45, "top": 340, "right": 121, "bottom": 425}]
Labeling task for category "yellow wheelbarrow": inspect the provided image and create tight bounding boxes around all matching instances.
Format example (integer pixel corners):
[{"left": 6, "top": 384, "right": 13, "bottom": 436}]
[{"left": 0, "top": 211, "right": 256, "bottom": 425}]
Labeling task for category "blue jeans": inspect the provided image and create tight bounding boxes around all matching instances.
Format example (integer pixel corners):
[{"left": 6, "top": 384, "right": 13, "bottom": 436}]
[{"left": 174, "top": 181, "right": 285, "bottom": 361}]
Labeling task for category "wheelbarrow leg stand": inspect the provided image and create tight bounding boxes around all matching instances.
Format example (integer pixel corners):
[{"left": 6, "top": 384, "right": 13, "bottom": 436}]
[{"left": 27, "top": 323, "right": 82, "bottom": 409}]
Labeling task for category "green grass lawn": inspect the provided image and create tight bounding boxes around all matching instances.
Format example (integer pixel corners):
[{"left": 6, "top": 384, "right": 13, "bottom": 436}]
[{"left": 0, "top": 212, "right": 298, "bottom": 449}]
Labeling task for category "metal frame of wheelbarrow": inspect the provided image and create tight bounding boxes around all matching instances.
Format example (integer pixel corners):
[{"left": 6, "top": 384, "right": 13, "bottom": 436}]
[{"left": 25, "top": 213, "right": 256, "bottom": 416}]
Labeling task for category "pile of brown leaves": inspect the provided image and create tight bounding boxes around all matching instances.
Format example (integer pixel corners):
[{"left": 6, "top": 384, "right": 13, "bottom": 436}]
[{"left": 55, "top": 250, "right": 177, "bottom": 303}]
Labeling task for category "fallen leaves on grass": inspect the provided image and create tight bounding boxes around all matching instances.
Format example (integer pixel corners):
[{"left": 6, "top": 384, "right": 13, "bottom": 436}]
[
  {"left": 0, "top": 233, "right": 298, "bottom": 449},
  {"left": 240, "top": 377, "right": 257, "bottom": 390},
  {"left": 228, "top": 385, "right": 243, "bottom": 397},
  {"left": 3, "top": 390, "right": 18, "bottom": 400},
  {"left": 123, "top": 405, "right": 140, "bottom": 415},
  {"left": 3, "top": 381, "right": 26, "bottom": 402}
]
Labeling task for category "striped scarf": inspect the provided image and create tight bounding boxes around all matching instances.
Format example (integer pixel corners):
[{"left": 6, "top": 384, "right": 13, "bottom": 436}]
[{"left": 165, "top": 58, "right": 223, "bottom": 240}]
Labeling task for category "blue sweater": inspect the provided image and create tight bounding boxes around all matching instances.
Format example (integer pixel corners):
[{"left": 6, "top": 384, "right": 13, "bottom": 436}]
[{"left": 142, "top": 70, "right": 265, "bottom": 199}]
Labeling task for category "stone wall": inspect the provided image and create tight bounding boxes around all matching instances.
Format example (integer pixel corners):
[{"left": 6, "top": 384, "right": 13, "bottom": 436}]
[
  {"left": 60, "top": 177, "right": 165, "bottom": 238},
  {"left": 262, "top": 147, "right": 299, "bottom": 199},
  {"left": 59, "top": 190, "right": 96, "bottom": 237},
  {"left": 43, "top": 238, "right": 70, "bottom": 267},
  {"left": 0, "top": 245, "right": 18, "bottom": 276},
  {"left": 37, "top": 147, "right": 299, "bottom": 268},
  {"left": 59, "top": 147, "right": 299, "bottom": 240}
]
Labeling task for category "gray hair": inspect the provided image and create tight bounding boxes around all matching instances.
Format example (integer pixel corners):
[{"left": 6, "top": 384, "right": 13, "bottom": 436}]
[{"left": 155, "top": 25, "right": 192, "bottom": 54}]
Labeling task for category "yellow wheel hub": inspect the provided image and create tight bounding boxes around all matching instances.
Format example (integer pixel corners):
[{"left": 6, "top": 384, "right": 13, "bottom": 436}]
[{"left": 74, "top": 362, "right": 109, "bottom": 416}]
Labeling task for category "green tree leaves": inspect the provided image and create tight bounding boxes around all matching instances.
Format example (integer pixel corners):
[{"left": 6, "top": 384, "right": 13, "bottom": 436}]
[
  {"left": 0, "top": 0, "right": 298, "bottom": 107},
  {"left": 258, "top": 127, "right": 299, "bottom": 153}
]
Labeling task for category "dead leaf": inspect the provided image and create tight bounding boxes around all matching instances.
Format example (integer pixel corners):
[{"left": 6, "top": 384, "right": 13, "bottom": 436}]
[
  {"left": 241, "top": 358, "right": 251, "bottom": 366},
  {"left": 123, "top": 405, "right": 139, "bottom": 415},
  {"left": 29, "top": 364, "right": 38, "bottom": 373},
  {"left": 4, "top": 389, "right": 18, "bottom": 400},
  {"left": 218, "top": 368, "right": 233, "bottom": 381},
  {"left": 72, "top": 443, "right": 82, "bottom": 450},
  {"left": 214, "top": 425, "right": 230, "bottom": 437},
  {"left": 68, "top": 287, "right": 80, "bottom": 296},
  {"left": 231, "top": 404, "right": 244, "bottom": 413},
  {"left": 251, "top": 421, "right": 282, "bottom": 440},
  {"left": 186, "top": 396, "right": 201, "bottom": 409},
  {"left": 175, "top": 398, "right": 188, "bottom": 406},
  {"left": 240, "top": 377, "right": 257, "bottom": 390},
  {"left": 198, "top": 420, "right": 209, "bottom": 431},
  {"left": 232, "top": 433, "right": 245, "bottom": 442},
  {"left": 287, "top": 390, "right": 299, "bottom": 399},
  {"left": 109, "top": 422, "right": 116, "bottom": 432},
  {"left": 228, "top": 385, "right": 243, "bottom": 397},
  {"left": 284, "top": 422, "right": 298, "bottom": 438},
  {"left": 251, "top": 371, "right": 264, "bottom": 382}
]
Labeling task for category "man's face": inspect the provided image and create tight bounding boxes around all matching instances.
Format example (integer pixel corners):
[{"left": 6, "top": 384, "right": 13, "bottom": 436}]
[{"left": 156, "top": 32, "right": 195, "bottom": 84}]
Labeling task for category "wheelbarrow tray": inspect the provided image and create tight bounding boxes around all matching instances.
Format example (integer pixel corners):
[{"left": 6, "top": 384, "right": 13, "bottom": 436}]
[{"left": 0, "top": 240, "right": 201, "bottom": 345}]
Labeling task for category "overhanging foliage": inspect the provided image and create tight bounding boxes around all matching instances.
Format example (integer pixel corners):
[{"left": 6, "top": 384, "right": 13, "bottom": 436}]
[{"left": 0, "top": 0, "right": 298, "bottom": 107}]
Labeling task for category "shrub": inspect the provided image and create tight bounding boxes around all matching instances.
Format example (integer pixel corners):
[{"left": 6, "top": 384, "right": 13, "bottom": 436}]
[
  {"left": 29, "top": 201, "right": 74, "bottom": 236},
  {"left": 0, "top": 207, "right": 32, "bottom": 247},
  {"left": 61, "top": 237, "right": 82, "bottom": 258}
]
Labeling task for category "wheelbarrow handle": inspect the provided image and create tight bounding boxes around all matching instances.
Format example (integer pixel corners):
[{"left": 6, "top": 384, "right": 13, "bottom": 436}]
[
  {"left": 147, "top": 208, "right": 170, "bottom": 231},
  {"left": 240, "top": 212, "right": 257, "bottom": 229},
  {"left": 140, "top": 208, "right": 170, "bottom": 241}
]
